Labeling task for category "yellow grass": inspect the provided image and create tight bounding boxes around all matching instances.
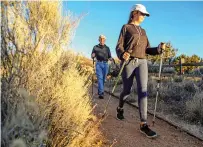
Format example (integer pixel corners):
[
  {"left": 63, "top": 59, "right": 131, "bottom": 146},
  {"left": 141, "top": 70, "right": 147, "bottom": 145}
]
[{"left": 1, "top": 1, "right": 103, "bottom": 146}]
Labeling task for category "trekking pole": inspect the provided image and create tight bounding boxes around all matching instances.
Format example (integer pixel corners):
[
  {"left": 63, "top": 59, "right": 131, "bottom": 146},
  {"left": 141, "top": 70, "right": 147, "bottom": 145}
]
[
  {"left": 101, "top": 60, "right": 126, "bottom": 118},
  {"left": 109, "top": 58, "right": 116, "bottom": 93},
  {"left": 108, "top": 60, "right": 112, "bottom": 94},
  {"left": 92, "top": 58, "right": 95, "bottom": 97},
  {"left": 152, "top": 44, "right": 164, "bottom": 126}
]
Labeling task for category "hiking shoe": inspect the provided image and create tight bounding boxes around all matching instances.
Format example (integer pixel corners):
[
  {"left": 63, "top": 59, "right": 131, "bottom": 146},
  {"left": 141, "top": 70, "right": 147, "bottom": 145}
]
[
  {"left": 98, "top": 95, "right": 104, "bottom": 99},
  {"left": 140, "top": 123, "right": 157, "bottom": 138},
  {"left": 116, "top": 107, "right": 124, "bottom": 120}
]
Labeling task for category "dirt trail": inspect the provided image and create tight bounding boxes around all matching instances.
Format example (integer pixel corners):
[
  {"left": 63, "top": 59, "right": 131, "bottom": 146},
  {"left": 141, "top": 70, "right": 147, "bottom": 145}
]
[{"left": 92, "top": 87, "right": 203, "bottom": 147}]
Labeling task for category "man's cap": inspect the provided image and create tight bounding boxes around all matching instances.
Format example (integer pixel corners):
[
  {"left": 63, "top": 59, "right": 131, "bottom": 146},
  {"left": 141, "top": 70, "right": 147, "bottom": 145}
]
[{"left": 131, "top": 4, "right": 150, "bottom": 17}]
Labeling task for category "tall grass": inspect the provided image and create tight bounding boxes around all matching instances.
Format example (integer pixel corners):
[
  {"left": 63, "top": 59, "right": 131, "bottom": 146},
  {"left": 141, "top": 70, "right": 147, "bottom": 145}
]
[
  {"left": 1, "top": 49, "right": 103, "bottom": 147},
  {"left": 1, "top": 1, "right": 103, "bottom": 146},
  {"left": 147, "top": 77, "right": 203, "bottom": 126},
  {"left": 186, "top": 91, "right": 203, "bottom": 125}
]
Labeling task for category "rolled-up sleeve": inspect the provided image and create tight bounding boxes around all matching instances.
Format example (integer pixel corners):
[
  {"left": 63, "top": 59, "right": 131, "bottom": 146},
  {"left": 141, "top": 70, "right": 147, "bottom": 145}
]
[
  {"left": 145, "top": 38, "right": 162, "bottom": 55},
  {"left": 116, "top": 25, "right": 126, "bottom": 59}
]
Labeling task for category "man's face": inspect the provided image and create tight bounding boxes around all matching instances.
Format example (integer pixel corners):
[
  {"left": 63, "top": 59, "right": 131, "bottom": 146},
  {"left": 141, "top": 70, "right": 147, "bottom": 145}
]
[{"left": 99, "top": 37, "right": 106, "bottom": 45}]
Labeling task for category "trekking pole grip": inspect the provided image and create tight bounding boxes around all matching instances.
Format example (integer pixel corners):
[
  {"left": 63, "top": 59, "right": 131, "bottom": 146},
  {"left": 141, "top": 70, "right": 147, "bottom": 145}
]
[{"left": 111, "top": 49, "right": 132, "bottom": 93}]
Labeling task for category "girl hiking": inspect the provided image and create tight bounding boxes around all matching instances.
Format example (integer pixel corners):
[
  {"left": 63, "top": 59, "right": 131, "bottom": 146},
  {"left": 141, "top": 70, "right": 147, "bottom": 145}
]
[{"left": 115, "top": 4, "right": 166, "bottom": 138}]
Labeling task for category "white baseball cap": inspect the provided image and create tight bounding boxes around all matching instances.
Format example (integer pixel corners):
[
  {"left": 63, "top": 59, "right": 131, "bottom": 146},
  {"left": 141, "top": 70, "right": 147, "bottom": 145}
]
[
  {"left": 131, "top": 4, "right": 150, "bottom": 17},
  {"left": 99, "top": 34, "right": 106, "bottom": 39}
]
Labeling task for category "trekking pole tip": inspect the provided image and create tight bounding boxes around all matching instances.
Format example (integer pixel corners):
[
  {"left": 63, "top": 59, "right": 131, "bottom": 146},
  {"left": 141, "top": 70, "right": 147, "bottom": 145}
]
[{"left": 152, "top": 120, "right": 155, "bottom": 126}]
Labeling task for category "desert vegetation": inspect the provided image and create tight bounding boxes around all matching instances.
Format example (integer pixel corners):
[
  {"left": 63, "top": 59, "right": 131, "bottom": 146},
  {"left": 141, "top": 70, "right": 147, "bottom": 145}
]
[
  {"left": 1, "top": 1, "right": 103, "bottom": 147},
  {"left": 106, "top": 57, "right": 203, "bottom": 139}
]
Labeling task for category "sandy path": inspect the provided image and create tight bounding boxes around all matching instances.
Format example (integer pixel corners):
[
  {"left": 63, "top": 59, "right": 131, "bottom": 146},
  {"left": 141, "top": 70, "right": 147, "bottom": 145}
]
[{"left": 92, "top": 86, "right": 203, "bottom": 147}]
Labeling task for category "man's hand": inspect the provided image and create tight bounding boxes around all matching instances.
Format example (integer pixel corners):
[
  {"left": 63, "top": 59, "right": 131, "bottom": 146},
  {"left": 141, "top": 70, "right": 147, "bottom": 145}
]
[
  {"left": 106, "top": 75, "right": 111, "bottom": 80},
  {"left": 122, "top": 52, "right": 130, "bottom": 61},
  {"left": 109, "top": 58, "right": 115, "bottom": 62},
  {"left": 92, "top": 53, "right": 95, "bottom": 58}
]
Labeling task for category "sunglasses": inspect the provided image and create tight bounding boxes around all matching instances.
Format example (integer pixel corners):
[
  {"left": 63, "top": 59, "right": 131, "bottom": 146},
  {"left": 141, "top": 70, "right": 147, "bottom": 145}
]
[{"left": 139, "top": 11, "right": 146, "bottom": 16}]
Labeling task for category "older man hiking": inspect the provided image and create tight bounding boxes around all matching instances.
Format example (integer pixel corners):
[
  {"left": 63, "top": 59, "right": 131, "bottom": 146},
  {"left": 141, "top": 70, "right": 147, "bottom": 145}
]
[{"left": 91, "top": 35, "right": 112, "bottom": 99}]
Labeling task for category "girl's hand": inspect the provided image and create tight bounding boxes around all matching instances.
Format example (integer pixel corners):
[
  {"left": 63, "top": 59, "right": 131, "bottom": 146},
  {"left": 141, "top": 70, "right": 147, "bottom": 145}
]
[
  {"left": 160, "top": 42, "right": 166, "bottom": 50},
  {"left": 122, "top": 52, "right": 130, "bottom": 61}
]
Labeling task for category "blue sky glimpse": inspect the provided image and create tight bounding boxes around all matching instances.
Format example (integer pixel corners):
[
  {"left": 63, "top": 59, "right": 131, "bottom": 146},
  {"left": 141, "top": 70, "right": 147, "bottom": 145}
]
[{"left": 63, "top": 1, "right": 203, "bottom": 58}]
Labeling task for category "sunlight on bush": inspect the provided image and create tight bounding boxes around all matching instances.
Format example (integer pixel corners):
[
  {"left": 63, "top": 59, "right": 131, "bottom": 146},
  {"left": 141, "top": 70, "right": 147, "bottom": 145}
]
[{"left": 1, "top": 1, "right": 103, "bottom": 147}]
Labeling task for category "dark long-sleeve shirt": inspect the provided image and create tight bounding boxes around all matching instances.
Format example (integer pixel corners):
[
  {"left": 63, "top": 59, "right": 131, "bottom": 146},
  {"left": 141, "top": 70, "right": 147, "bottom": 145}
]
[
  {"left": 92, "top": 44, "right": 112, "bottom": 61},
  {"left": 116, "top": 24, "right": 161, "bottom": 59}
]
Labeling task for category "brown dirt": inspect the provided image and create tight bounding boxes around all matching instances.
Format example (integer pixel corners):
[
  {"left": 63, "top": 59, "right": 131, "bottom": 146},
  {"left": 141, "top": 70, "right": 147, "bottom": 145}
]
[{"left": 92, "top": 87, "right": 203, "bottom": 147}]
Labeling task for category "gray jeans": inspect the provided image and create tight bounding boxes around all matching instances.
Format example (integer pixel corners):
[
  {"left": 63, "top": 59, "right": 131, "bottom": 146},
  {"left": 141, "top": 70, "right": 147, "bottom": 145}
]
[{"left": 119, "top": 58, "right": 148, "bottom": 122}]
